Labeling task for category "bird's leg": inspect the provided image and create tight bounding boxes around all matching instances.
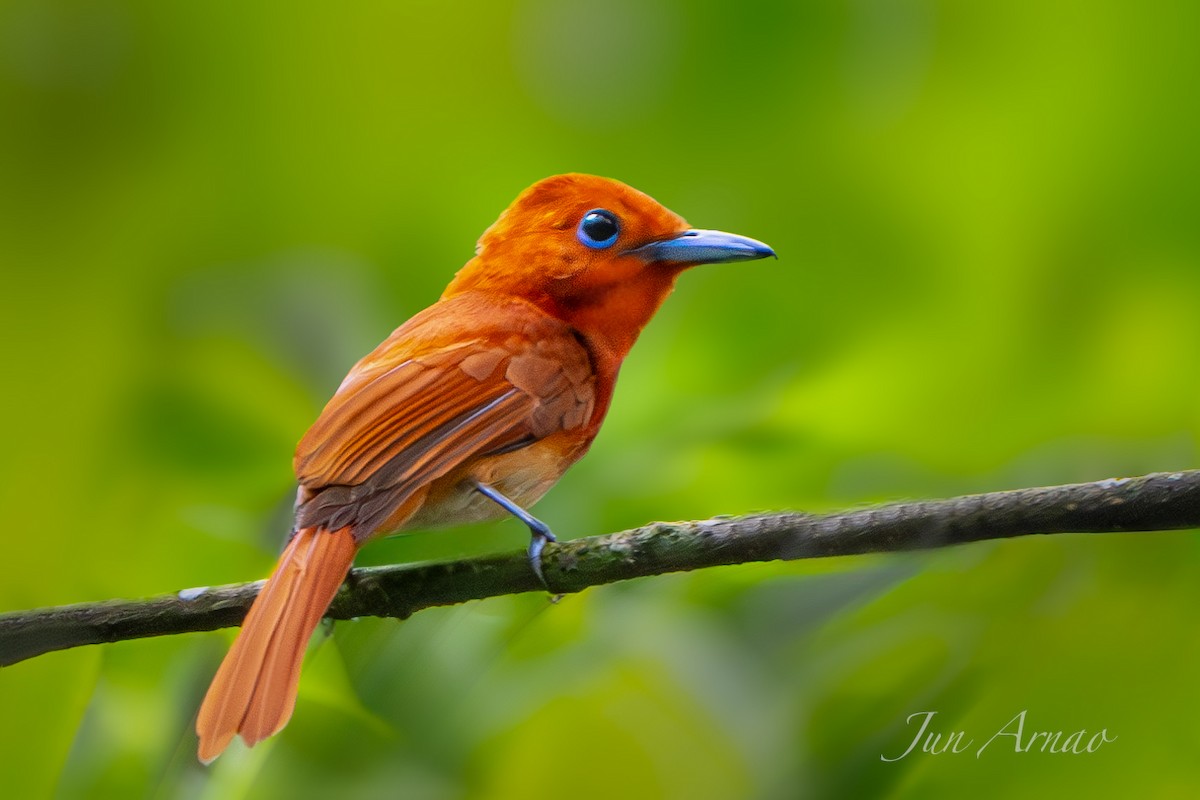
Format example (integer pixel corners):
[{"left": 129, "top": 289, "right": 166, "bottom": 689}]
[{"left": 473, "top": 481, "right": 557, "bottom": 591}]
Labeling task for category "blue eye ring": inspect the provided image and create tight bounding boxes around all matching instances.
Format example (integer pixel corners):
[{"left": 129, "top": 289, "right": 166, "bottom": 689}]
[{"left": 576, "top": 208, "right": 621, "bottom": 249}]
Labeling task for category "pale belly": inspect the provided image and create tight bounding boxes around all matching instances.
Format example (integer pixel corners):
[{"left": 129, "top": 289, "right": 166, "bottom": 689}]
[{"left": 388, "top": 431, "right": 590, "bottom": 533}]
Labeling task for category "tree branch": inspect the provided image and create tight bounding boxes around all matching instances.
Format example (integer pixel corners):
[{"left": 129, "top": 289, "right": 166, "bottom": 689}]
[{"left": 3, "top": 470, "right": 1198, "bottom": 668}]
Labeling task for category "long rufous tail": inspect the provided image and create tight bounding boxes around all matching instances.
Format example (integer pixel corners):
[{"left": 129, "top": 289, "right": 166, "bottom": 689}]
[{"left": 196, "top": 526, "right": 358, "bottom": 763}]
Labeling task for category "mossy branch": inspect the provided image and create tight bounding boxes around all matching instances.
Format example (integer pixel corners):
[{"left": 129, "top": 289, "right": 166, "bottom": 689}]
[{"left": 2, "top": 470, "right": 1199, "bottom": 668}]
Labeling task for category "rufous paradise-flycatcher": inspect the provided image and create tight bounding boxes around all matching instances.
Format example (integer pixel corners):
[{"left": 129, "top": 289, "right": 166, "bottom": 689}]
[{"left": 196, "top": 174, "right": 775, "bottom": 761}]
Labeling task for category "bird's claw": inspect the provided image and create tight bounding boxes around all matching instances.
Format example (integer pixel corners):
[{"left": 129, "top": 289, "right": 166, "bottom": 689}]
[
  {"left": 528, "top": 528, "right": 557, "bottom": 592},
  {"left": 473, "top": 480, "right": 562, "bottom": 595}
]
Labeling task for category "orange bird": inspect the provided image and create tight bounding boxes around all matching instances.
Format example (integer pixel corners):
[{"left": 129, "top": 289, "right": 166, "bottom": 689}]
[{"left": 195, "top": 174, "right": 774, "bottom": 761}]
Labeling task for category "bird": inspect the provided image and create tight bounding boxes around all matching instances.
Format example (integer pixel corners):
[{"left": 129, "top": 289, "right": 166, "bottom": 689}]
[{"left": 194, "top": 173, "right": 775, "bottom": 762}]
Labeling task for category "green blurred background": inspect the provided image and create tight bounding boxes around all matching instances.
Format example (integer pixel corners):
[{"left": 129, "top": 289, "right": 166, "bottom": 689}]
[{"left": 2, "top": 0, "right": 1198, "bottom": 797}]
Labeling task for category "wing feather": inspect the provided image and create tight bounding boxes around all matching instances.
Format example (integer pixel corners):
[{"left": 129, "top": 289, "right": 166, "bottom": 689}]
[{"left": 292, "top": 293, "right": 595, "bottom": 536}]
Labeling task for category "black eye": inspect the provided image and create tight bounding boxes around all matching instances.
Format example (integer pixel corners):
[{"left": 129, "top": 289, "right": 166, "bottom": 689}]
[{"left": 576, "top": 208, "right": 620, "bottom": 249}]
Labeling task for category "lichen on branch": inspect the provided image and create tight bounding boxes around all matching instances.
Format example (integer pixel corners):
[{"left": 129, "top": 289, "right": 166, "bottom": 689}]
[{"left": 2, "top": 470, "right": 1198, "bottom": 668}]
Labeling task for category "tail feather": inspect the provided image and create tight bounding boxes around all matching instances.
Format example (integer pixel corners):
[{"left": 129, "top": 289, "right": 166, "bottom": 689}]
[{"left": 196, "top": 526, "right": 357, "bottom": 763}]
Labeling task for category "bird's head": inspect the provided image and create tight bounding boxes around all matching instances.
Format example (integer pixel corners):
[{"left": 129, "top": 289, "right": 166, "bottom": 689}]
[{"left": 445, "top": 174, "right": 775, "bottom": 365}]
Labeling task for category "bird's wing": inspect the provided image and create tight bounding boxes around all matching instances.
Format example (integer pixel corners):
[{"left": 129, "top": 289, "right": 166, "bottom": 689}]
[{"left": 292, "top": 293, "right": 595, "bottom": 535}]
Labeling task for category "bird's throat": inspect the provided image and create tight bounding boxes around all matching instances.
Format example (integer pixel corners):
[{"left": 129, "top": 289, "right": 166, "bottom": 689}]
[{"left": 554, "top": 270, "right": 681, "bottom": 378}]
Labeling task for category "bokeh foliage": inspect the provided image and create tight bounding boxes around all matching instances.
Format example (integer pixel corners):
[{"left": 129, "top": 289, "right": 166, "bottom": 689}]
[{"left": 1, "top": 0, "right": 1198, "bottom": 797}]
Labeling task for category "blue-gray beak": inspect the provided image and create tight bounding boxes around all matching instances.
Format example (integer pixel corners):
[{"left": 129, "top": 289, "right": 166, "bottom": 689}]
[{"left": 628, "top": 229, "right": 776, "bottom": 265}]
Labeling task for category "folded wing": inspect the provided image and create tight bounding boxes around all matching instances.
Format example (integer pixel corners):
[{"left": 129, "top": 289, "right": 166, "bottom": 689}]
[{"left": 292, "top": 292, "right": 595, "bottom": 537}]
